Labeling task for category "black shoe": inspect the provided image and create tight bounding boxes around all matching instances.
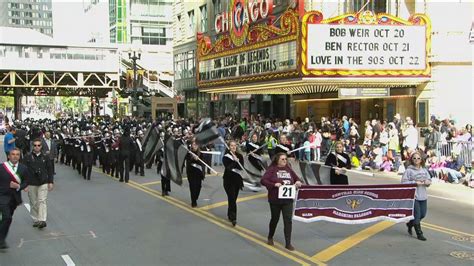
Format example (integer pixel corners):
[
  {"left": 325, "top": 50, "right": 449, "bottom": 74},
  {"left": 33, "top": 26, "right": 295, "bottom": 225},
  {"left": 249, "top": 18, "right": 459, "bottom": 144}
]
[
  {"left": 285, "top": 244, "right": 295, "bottom": 251},
  {"left": 162, "top": 191, "right": 167, "bottom": 197},
  {"left": 406, "top": 221, "right": 414, "bottom": 236},
  {"left": 140, "top": 173, "right": 145, "bottom": 176},
  {"left": 231, "top": 220, "right": 236, "bottom": 227},
  {"left": 414, "top": 224, "right": 426, "bottom": 241},
  {"left": 38, "top": 221, "right": 47, "bottom": 229},
  {"left": 0, "top": 242, "right": 9, "bottom": 249},
  {"left": 267, "top": 238, "right": 274, "bottom": 246},
  {"left": 33, "top": 221, "right": 40, "bottom": 227},
  {"left": 119, "top": 179, "right": 124, "bottom": 182},
  {"left": 191, "top": 202, "right": 197, "bottom": 208}
]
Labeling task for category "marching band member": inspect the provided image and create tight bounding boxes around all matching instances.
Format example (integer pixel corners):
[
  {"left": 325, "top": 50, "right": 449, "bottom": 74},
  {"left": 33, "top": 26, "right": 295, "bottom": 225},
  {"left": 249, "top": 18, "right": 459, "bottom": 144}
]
[
  {"left": 185, "top": 139, "right": 205, "bottom": 207},
  {"left": 222, "top": 140, "right": 244, "bottom": 227},
  {"left": 134, "top": 130, "right": 145, "bottom": 176},
  {"left": 325, "top": 141, "right": 351, "bottom": 185},
  {"left": 80, "top": 131, "right": 94, "bottom": 180}
]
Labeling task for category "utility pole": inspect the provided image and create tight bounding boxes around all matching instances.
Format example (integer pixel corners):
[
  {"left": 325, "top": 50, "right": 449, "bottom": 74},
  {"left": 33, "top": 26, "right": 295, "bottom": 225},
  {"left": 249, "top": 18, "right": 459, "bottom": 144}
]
[{"left": 128, "top": 49, "right": 141, "bottom": 118}]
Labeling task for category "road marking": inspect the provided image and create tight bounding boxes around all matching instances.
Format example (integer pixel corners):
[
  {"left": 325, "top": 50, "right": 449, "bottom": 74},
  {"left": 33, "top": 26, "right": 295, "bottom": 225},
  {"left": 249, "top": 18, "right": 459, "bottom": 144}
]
[
  {"left": 140, "top": 181, "right": 162, "bottom": 186},
  {"left": 428, "top": 194, "right": 466, "bottom": 203},
  {"left": 198, "top": 193, "right": 267, "bottom": 210},
  {"left": 61, "top": 254, "right": 76, "bottom": 266},
  {"left": 422, "top": 222, "right": 474, "bottom": 237},
  {"left": 24, "top": 203, "right": 31, "bottom": 213},
  {"left": 312, "top": 221, "right": 395, "bottom": 263},
  {"left": 444, "top": 240, "right": 474, "bottom": 251},
  {"left": 93, "top": 167, "right": 324, "bottom": 265},
  {"left": 449, "top": 251, "right": 474, "bottom": 260},
  {"left": 126, "top": 181, "right": 322, "bottom": 266},
  {"left": 18, "top": 231, "right": 97, "bottom": 248}
]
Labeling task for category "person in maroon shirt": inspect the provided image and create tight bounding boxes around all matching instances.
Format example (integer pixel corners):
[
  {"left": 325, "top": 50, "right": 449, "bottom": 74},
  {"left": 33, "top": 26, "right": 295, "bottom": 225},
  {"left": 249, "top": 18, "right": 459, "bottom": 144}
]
[{"left": 261, "top": 152, "right": 302, "bottom": 251}]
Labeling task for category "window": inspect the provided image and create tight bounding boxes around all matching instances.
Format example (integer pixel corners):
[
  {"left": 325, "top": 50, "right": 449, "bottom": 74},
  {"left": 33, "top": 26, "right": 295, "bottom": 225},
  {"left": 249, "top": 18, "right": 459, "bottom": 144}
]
[
  {"left": 347, "top": 0, "right": 387, "bottom": 14},
  {"left": 417, "top": 100, "right": 428, "bottom": 127},
  {"left": 188, "top": 10, "right": 195, "bottom": 35},
  {"left": 200, "top": 5, "right": 207, "bottom": 32},
  {"left": 213, "top": 0, "right": 222, "bottom": 17}
]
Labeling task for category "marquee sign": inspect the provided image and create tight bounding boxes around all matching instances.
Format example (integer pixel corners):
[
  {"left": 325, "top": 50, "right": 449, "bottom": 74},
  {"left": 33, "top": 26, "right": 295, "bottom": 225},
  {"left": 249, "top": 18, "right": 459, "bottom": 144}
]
[
  {"left": 301, "top": 11, "right": 431, "bottom": 77},
  {"left": 199, "top": 41, "right": 297, "bottom": 82},
  {"left": 197, "top": 5, "right": 301, "bottom": 88}
]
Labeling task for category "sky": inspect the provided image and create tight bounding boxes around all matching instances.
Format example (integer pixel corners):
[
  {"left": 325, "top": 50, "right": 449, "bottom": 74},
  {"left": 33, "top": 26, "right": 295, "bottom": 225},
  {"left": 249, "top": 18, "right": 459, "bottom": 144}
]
[{"left": 52, "top": 0, "right": 109, "bottom": 43}]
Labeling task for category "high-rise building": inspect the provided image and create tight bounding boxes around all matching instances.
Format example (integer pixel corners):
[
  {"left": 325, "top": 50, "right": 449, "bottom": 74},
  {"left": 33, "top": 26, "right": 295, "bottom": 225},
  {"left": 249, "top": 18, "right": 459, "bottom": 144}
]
[
  {"left": 0, "top": 0, "right": 53, "bottom": 36},
  {"left": 83, "top": 0, "right": 109, "bottom": 43},
  {"left": 109, "top": 0, "right": 173, "bottom": 46}
]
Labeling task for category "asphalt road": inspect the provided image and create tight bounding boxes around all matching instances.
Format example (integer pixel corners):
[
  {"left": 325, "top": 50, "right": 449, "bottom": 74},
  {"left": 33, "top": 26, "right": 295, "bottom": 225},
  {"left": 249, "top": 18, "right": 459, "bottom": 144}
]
[{"left": 0, "top": 140, "right": 473, "bottom": 266}]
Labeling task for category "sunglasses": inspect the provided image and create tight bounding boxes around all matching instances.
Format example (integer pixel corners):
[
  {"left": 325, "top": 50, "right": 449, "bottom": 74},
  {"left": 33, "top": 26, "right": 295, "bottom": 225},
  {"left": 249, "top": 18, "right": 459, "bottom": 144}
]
[{"left": 34, "top": 144, "right": 42, "bottom": 147}]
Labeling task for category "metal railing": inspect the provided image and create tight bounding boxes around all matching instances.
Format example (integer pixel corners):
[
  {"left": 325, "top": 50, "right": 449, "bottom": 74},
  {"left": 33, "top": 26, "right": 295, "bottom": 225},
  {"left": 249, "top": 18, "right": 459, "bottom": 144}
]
[{"left": 435, "top": 140, "right": 473, "bottom": 167}]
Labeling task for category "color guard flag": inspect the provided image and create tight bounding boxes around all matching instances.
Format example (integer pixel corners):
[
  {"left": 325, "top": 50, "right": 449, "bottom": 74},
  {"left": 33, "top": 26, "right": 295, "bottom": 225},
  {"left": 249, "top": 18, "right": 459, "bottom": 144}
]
[
  {"left": 194, "top": 118, "right": 220, "bottom": 145},
  {"left": 164, "top": 136, "right": 187, "bottom": 186},
  {"left": 289, "top": 161, "right": 331, "bottom": 185}
]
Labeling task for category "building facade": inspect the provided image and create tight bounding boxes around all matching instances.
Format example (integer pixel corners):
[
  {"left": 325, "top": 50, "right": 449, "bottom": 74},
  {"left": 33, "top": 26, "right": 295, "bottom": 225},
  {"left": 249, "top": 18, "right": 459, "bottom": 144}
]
[
  {"left": 176, "top": 0, "right": 472, "bottom": 127},
  {"left": 173, "top": 0, "right": 293, "bottom": 119},
  {"left": 109, "top": 0, "right": 173, "bottom": 46},
  {"left": 0, "top": 0, "right": 53, "bottom": 36}
]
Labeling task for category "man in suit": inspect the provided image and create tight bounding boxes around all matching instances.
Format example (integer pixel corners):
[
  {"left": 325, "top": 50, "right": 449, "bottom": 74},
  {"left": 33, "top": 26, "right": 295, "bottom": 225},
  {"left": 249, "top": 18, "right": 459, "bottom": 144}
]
[
  {"left": 0, "top": 148, "right": 29, "bottom": 249},
  {"left": 41, "top": 131, "right": 57, "bottom": 174}
]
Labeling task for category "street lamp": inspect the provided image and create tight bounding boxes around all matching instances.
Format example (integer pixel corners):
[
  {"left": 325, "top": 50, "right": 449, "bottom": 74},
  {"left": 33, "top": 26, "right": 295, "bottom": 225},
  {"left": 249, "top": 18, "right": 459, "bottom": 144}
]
[{"left": 128, "top": 49, "right": 141, "bottom": 117}]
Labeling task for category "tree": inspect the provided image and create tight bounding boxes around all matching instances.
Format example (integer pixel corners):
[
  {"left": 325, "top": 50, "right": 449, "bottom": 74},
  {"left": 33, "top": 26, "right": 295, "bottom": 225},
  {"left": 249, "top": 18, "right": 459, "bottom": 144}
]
[
  {"left": 37, "top": 96, "right": 55, "bottom": 111},
  {"left": 0, "top": 96, "right": 14, "bottom": 111},
  {"left": 60, "top": 97, "right": 90, "bottom": 117}
]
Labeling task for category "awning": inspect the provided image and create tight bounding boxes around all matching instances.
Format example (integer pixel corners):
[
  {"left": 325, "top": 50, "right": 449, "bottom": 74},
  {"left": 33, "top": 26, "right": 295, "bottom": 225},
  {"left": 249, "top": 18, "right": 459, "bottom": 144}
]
[{"left": 199, "top": 77, "right": 430, "bottom": 95}]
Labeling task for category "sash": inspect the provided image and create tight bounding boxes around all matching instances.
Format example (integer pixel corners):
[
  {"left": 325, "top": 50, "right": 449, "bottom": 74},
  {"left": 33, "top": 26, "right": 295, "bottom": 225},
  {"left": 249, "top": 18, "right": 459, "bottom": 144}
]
[
  {"left": 231, "top": 168, "right": 243, "bottom": 177},
  {"left": 249, "top": 152, "right": 264, "bottom": 162},
  {"left": 136, "top": 139, "right": 143, "bottom": 152},
  {"left": 276, "top": 144, "right": 290, "bottom": 152},
  {"left": 224, "top": 153, "right": 234, "bottom": 161},
  {"left": 248, "top": 142, "right": 259, "bottom": 149},
  {"left": 3, "top": 162, "right": 21, "bottom": 184},
  {"left": 335, "top": 153, "right": 348, "bottom": 165},
  {"left": 191, "top": 163, "right": 203, "bottom": 172}
]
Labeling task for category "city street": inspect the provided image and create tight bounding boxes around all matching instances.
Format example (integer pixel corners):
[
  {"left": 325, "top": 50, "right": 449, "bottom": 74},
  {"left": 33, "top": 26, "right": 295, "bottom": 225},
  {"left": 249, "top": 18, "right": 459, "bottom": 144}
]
[{"left": 0, "top": 139, "right": 473, "bottom": 266}]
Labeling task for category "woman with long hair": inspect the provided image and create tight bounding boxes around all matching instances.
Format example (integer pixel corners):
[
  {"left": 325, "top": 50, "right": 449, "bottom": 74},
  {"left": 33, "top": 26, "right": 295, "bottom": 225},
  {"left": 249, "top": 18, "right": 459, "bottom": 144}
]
[
  {"left": 325, "top": 141, "right": 351, "bottom": 185},
  {"left": 186, "top": 139, "right": 205, "bottom": 207},
  {"left": 261, "top": 152, "right": 302, "bottom": 251},
  {"left": 402, "top": 151, "right": 431, "bottom": 241},
  {"left": 222, "top": 140, "right": 244, "bottom": 226}
]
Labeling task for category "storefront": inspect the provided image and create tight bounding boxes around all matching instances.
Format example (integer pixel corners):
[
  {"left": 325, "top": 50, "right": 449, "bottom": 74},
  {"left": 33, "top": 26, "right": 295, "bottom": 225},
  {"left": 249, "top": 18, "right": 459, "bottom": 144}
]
[{"left": 196, "top": 1, "right": 431, "bottom": 124}]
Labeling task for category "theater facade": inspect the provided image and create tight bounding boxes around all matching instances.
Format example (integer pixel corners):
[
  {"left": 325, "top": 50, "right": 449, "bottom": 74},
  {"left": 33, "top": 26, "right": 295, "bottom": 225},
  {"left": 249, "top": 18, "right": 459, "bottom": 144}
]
[{"left": 194, "top": 1, "right": 471, "bottom": 126}]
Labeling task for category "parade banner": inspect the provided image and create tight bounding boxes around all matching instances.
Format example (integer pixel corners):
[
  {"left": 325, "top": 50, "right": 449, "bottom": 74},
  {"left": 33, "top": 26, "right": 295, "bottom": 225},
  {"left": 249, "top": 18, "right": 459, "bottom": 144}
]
[{"left": 294, "top": 184, "right": 416, "bottom": 224}]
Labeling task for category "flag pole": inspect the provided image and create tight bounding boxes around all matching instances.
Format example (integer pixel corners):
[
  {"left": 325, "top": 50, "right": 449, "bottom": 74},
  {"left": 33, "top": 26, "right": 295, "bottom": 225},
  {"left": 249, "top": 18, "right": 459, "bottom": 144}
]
[
  {"left": 183, "top": 146, "right": 218, "bottom": 175},
  {"left": 307, "top": 161, "right": 374, "bottom": 177}
]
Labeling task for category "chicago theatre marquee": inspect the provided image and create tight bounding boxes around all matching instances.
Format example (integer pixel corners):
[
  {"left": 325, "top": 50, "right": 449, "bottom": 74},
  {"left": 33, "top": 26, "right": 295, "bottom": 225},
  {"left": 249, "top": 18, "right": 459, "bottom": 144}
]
[{"left": 197, "top": 0, "right": 431, "bottom": 123}]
